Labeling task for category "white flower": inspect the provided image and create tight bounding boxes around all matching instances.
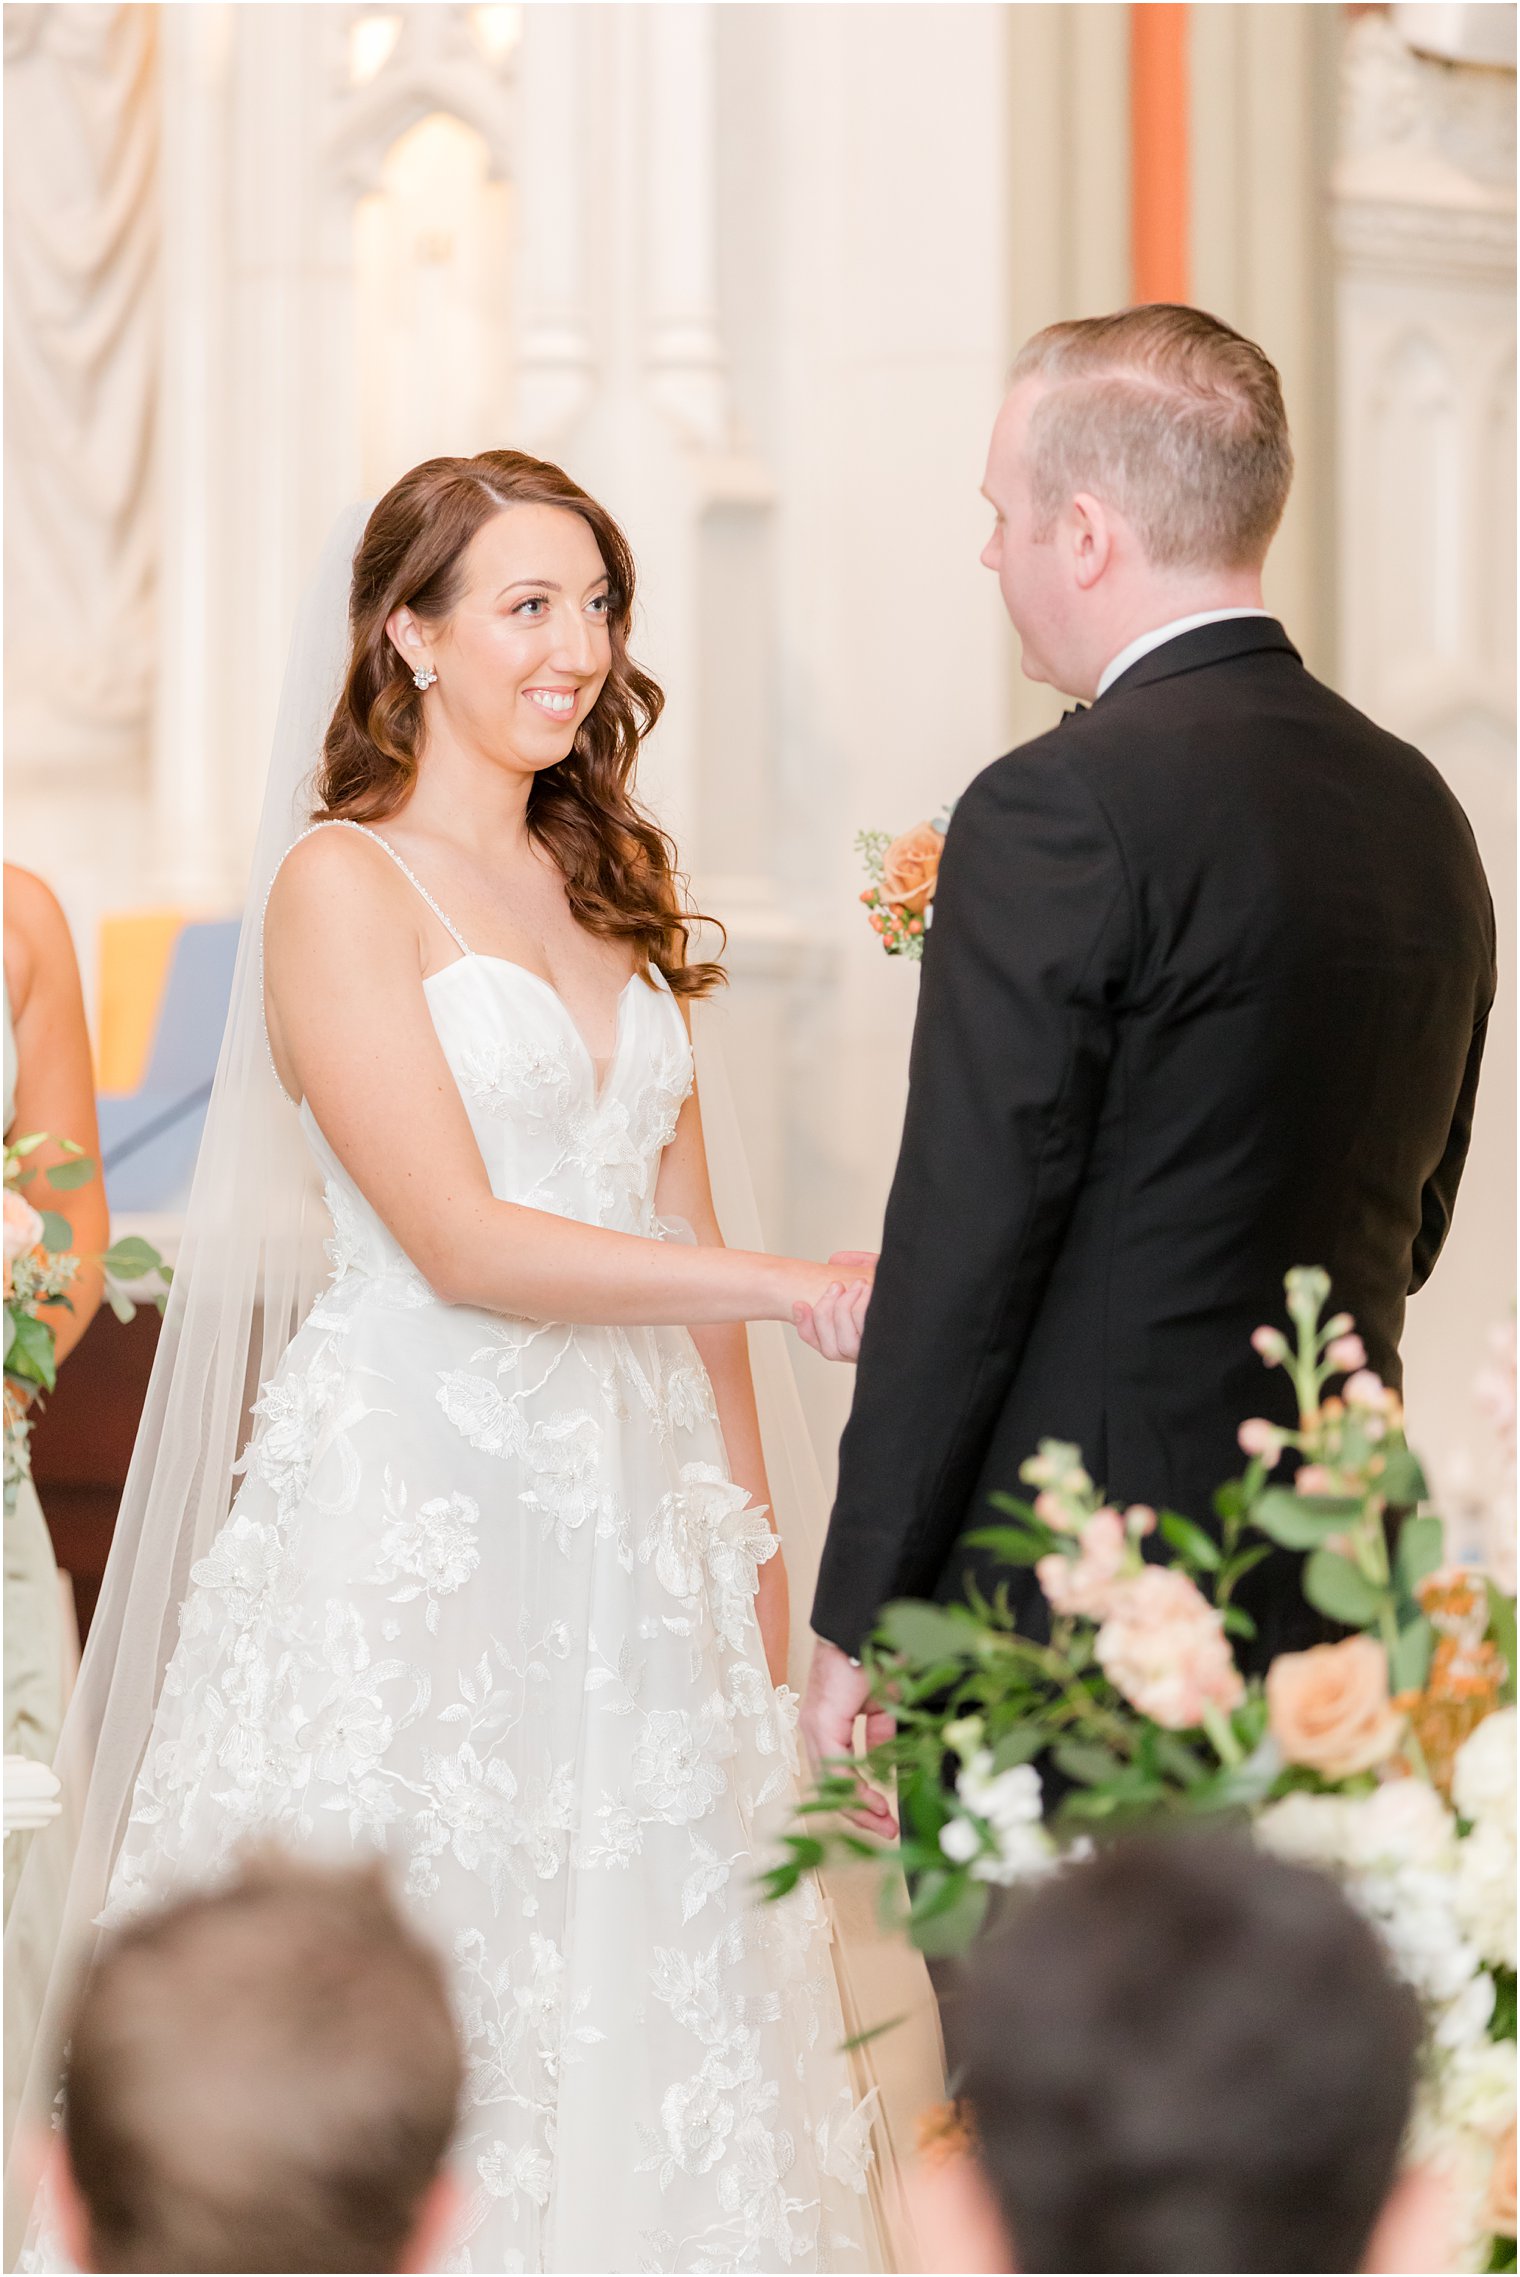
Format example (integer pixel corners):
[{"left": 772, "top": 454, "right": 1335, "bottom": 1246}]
[
  {"left": 1433, "top": 2035, "right": 1517, "bottom": 2138},
  {"left": 1454, "top": 1819, "right": 1517, "bottom": 1971},
  {"left": 477, "top": 2139, "right": 553, "bottom": 2209},
  {"left": 1341, "top": 1780, "right": 1458, "bottom": 1876},
  {"left": 656, "top": 2072, "right": 735, "bottom": 2176},
  {"left": 374, "top": 1489, "right": 480, "bottom": 1629},
  {"left": 1453, "top": 1707, "right": 1516, "bottom": 1833},
  {"left": 632, "top": 1708, "right": 727, "bottom": 1824},
  {"left": 972, "top": 1820, "right": 1058, "bottom": 1887},
  {"left": 956, "top": 1753, "right": 1042, "bottom": 1835},
  {"left": 815, "top": 2087, "right": 877, "bottom": 2193},
  {"left": 662, "top": 1354, "right": 718, "bottom": 1435},
  {"left": 1255, "top": 1792, "right": 1354, "bottom": 1870},
  {"left": 954, "top": 1756, "right": 1056, "bottom": 1884},
  {"left": 1357, "top": 1864, "right": 1482, "bottom": 2010},
  {"left": 1429, "top": 1968, "right": 1497, "bottom": 2053},
  {"left": 939, "top": 1815, "right": 982, "bottom": 1865}
]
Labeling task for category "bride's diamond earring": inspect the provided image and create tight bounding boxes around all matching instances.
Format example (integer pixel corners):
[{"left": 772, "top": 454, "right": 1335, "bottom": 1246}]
[{"left": 413, "top": 666, "right": 437, "bottom": 690}]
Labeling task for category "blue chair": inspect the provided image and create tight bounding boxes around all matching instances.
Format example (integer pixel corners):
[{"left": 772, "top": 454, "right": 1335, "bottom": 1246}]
[{"left": 97, "top": 920, "right": 241, "bottom": 1212}]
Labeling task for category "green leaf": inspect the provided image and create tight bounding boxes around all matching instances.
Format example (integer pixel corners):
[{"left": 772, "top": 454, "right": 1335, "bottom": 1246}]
[
  {"left": 1302, "top": 1548, "right": 1382, "bottom": 1629},
  {"left": 984, "top": 1491, "right": 1040, "bottom": 1524},
  {"left": 1486, "top": 1583, "right": 1517, "bottom": 1707},
  {"left": 962, "top": 1524, "right": 1048, "bottom": 1567},
  {"left": 1488, "top": 1967, "right": 1516, "bottom": 2045},
  {"left": 1159, "top": 1513, "right": 1222, "bottom": 1569},
  {"left": 1052, "top": 1740, "right": 1124, "bottom": 1787},
  {"left": 874, "top": 1601, "right": 979, "bottom": 1665},
  {"left": 1394, "top": 1515, "right": 1444, "bottom": 1604},
  {"left": 1151, "top": 1732, "right": 1208, "bottom": 1787},
  {"left": 1378, "top": 1447, "right": 1428, "bottom": 1506},
  {"left": 1389, "top": 1615, "right": 1434, "bottom": 1696},
  {"left": 841, "top": 2013, "right": 910, "bottom": 2054},
  {"left": 37, "top": 1212, "right": 73, "bottom": 1253},
  {"left": 1221, "top": 1604, "right": 1258, "bottom": 1640},
  {"left": 43, "top": 1154, "right": 97, "bottom": 1192},
  {"left": 3, "top": 1309, "right": 56, "bottom": 1391},
  {"left": 1212, "top": 1479, "right": 1247, "bottom": 1522},
  {"left": 102, "top": 1235, "right": 168, "bottom": 1279},
  {"left": 989, "top": 1725, "right": 1043, "bottom": 1773},
  {"left": 908, "top": 1874, "right": 990, "bottom": 1960},
  {"left": 1251, "top": 1489, "right": 1359, "bottom": 1551}
]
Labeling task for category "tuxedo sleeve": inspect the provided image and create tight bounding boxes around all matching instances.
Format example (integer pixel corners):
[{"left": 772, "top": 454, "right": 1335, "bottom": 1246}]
[
  {"left": 811, "top": 743, "right": 1133, "bottom": 1657},
  {"left": 1410, "top": 1005, "right": 1489, "bottom": 1294}
]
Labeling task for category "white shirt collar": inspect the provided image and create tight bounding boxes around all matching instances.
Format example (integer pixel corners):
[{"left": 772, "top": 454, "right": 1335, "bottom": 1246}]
[{"left": 1095, "top": 609, "right": 1275, "bottom": 699}]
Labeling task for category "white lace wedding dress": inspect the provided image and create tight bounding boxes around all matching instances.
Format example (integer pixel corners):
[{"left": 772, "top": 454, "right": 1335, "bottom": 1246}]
[{"left": 75, "top": 825, "right": 883, "bottom": 2274}]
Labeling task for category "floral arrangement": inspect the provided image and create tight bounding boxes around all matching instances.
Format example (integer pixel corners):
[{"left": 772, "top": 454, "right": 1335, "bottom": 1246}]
[
  {"left": 767, "top": 1269, "right": 1517, "bottom": 2270},
  {"left": 856, "top": 810, "right": 953, "bottom": 960},
  {"left": 4, "top": 1131, "right": 170, "bottom": 1514}
]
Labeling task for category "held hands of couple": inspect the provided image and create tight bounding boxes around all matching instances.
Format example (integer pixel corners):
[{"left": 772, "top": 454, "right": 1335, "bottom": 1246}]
[
  {"left": 792, "top": 1252, "right": 876, "bottom": 1363},
  {"left": 800, "top": 1637, "right": 898, "bottom": 1840}
]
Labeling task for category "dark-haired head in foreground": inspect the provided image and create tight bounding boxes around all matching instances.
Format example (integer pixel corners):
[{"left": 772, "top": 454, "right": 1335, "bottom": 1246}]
[
  {"left": 52, "top": 1852, "right": 462, "bottom": 2274},
  {"left": 916, "top": 1832, "right": 1438, "bottom": 2275}
]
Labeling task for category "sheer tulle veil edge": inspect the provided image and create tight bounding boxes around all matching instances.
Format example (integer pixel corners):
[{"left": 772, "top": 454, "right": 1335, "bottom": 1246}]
[{"left": 3, "top": 504, "right": 941, "bottom": 2270}]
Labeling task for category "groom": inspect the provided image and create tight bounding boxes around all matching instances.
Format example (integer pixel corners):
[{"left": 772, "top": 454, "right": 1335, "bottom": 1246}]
[{"left": 800, "top": 306, "right": 1495, "bottom": 1800}]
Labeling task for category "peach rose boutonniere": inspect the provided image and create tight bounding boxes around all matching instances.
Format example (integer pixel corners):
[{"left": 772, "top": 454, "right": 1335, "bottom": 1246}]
[{"left": 856, "top": 807, "right": 955, "bottom": 961}]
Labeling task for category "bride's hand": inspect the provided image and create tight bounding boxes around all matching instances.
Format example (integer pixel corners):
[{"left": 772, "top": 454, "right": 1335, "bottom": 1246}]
[{"left": 791, "top": 1253, "right": 877, "bottom": 1362}]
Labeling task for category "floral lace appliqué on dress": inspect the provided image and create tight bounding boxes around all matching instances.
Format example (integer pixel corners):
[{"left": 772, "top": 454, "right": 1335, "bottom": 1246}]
[{"left": 79, "top": 944, "right": 880, "bottom": 2276}]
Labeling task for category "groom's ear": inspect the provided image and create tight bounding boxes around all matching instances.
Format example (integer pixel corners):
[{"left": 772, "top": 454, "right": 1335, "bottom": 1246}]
[{"left": 1068, "top": 492, "right": 1115, "bottom": 591}]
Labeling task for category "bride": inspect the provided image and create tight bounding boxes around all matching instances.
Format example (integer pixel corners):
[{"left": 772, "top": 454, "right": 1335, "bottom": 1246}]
[{"left": 5, "top": 454, "right": 938, "bottom": 2273}]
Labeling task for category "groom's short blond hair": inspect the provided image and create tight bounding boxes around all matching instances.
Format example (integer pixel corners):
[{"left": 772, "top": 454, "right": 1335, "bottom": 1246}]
[{"left": 1009, "top": 305, "right": 1293, "bottom": 570}]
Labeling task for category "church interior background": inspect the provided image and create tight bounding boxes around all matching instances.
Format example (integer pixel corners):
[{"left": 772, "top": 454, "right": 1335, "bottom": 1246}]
[{"left": 5, "top": 0, "right": 1515, "bottom": 1614}]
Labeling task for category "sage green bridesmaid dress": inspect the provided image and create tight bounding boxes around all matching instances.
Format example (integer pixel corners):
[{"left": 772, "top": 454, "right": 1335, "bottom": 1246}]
[{"left": 4, "top": 980, "right": 64, "bottom": 1917}]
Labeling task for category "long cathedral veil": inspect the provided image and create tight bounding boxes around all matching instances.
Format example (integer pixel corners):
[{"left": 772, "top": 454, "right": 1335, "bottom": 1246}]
[{"left": 4, "top": 505, "right": 940, "bottom": 2267}]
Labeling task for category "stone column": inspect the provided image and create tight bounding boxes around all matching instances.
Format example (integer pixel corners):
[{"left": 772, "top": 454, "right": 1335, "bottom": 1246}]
[{"left": 1332, "top": 9, "right": 1516, "bottom": 1537}]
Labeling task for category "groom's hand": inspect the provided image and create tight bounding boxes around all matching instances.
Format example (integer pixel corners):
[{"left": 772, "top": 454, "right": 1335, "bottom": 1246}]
[
  {"left": 801, "top": 1637, "right": 898, "bottom": 1840},
  {"left": 792, "top": 1253, "right": 876, "bottom": 1362}
]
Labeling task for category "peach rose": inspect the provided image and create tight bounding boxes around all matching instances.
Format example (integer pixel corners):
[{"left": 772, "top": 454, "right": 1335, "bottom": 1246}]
[
  {"left": 880, "top": 822, "right": 945, "bottom": 917},
  {"left": 1095, "top": 1566, "right": 1245, "bottom": 1730},
  {"left": 1266, "top": 1634, "right": 1405, "bottom": 1781},
  {"left": 1486, "top": 2118, "right": 1517, "bottom": 2240},
  {"left": 3, "top": 1188, "right": 44, "bottom": 1298}
]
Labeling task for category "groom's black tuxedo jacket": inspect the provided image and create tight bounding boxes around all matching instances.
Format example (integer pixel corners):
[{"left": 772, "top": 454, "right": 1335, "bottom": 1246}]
[{"left": 812, "top": 618, "right": 1495, "bottom": 1666}]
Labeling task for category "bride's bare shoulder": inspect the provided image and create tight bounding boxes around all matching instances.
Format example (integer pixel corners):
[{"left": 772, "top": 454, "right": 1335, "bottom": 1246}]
[{"left": 264, "top": 823, "right": 417, "bottom": 963}]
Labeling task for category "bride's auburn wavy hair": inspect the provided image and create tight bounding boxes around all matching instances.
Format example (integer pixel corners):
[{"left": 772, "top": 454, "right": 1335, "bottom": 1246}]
[{"left": 314, "top": 449, "right": 725, "bottom": 997}]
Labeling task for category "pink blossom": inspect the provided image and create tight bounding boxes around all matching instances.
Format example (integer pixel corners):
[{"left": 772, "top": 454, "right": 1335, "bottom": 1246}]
[
  {"left": 1343, "top": 1370, "right": 1390, "bottom": 1413},
  {"left": 1251, "top": 1326, "right": 1289, "bottom": 1364},
  {"left": 3, "top": 1188, "right": 43, "bottom": 1267},
  {"left": 1295, "top": 1465, "right": 1336, "bottom": 1497},
  {"left": 1124, "top": 1504, "right": 1157, "bottom": 1537},
  {"left": 1033, "top": 1488, "right": 1083, "bottom": 1535},
  {"left": 1326, "top": 1334, "right": 1367, "bottom": 1374},
  {"left": 3, "top": 1189, "right": 43, "bottom": 1297},
  {"left": 1095, "top": 1566, "right": 1245, "bottom": 1730},
  {"left": 1238, "top": 1417, "right": 1283, "bottom": 1461},
  {"left": 1036, "top": 1510, "right": 1128, "bottom": 1621}
]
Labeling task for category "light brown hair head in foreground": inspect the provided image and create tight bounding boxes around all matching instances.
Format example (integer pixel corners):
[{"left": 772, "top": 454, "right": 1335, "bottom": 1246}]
[
  {"left": 58, "top": 1852, "right": 462, "bottom": 2274},
  {"left": 1008, "top": 304, "right": 1294, "bottom": 572}
]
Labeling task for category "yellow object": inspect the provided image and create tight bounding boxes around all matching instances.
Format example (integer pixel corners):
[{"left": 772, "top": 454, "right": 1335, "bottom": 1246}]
[{"left": 95, "top": 911, "right": 187, "bottom": 1091}]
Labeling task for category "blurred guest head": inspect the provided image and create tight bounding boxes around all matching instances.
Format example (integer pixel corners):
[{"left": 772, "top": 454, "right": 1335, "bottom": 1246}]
[
  {"left": 913, "top": 1832, "right": 1442, "bottom": 2274},
  {"left": 983, "top": 304, "right": 1292, "bottom": 699},
  {"left": 50, "top": 1852, "right": 462, "bottom": 2274}
]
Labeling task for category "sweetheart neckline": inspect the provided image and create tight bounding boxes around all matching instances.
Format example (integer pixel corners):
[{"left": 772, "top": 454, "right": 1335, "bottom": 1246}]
[{"left": 422, "top": 954, "right": 659, "bottom": 1104}]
